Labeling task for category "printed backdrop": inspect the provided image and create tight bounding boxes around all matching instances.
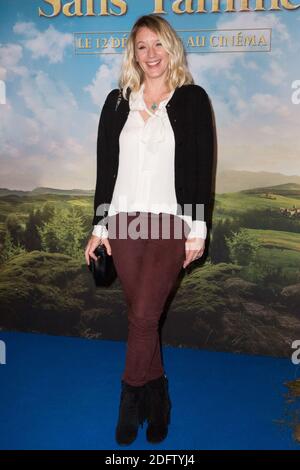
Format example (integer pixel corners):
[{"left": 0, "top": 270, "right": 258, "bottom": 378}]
[{"left": 0, "top": 0, "right": 300, "bottom": 357}]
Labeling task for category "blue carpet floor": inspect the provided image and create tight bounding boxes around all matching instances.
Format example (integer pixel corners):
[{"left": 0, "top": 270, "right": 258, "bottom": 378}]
[{"left": 0, "top": 331, "right": 299, "bottom": 450}]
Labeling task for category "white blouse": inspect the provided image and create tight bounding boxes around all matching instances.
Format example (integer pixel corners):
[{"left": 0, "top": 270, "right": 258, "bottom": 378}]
[{"left": 92, "top": 82, "right": 207, "bottom": 240}]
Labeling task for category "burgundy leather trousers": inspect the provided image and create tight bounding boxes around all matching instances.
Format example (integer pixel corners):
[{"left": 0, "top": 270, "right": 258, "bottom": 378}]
[{"left": 108, "top": 212, "right": 189, "bottom": 386}]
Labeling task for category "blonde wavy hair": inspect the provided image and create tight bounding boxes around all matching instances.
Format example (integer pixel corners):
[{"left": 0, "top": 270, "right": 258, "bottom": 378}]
[{"left": 118, "top": 14, "right": 194, "bottom": 100}]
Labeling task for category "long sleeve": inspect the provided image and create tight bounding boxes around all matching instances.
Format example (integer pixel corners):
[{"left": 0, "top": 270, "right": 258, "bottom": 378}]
[
  {"left": 192, "top": 87, "right": 214, "bottom": 226},
  {"left": 90, "top": 85, "right": 213, "bottom": 242},
  {"left": 92, "top": 89, "right": 119, "bottom": 228},
  {"left": 187, "top": 220, "right": 207, "bottom": 240},
  {"left": 92, "top": 224, "right": 109, "bottom": 239}
]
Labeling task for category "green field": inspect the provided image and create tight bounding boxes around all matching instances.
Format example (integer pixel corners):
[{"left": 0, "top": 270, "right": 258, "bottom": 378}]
[
  {"left": 246, "top": 228, "right": 300, "bottom": 252},
  {"left": 215, "top": 189, "right": 300, "bottom": 214},
  {"left": 0, "top": 184, "right": 299, "bottom": 356}
]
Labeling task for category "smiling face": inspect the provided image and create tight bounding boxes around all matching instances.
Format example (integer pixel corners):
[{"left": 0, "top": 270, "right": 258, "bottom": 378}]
[{"left": 134, "top": 26, "right": 170, "bottom": 81}]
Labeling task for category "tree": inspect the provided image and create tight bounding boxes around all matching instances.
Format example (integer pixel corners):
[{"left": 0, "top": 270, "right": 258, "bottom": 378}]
[
  {"left": 225, "top": 228, "right": 260, "bottom": 266},
  {"left": 5, "top": 213, "right": 23, "bottom": 246},
  {"left": 210, "top": 218, "right": 239, "bottom": 263},
  {"left": 0, "top": 230, "right": 26, "bottom": 264},
  {"left": 23, "top": 208, "right": 43, "bottom": 251},
  {"left": 40, "top": 202, "right": 55, "bottom": 223},
  {"left": 38, "top": 206, "right": 86, "bottom": 261}
]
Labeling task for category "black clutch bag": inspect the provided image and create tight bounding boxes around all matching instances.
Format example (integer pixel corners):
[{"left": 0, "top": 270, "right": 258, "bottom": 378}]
[{"left": 88, "top": 243, "right": 117, "bottom": 287}]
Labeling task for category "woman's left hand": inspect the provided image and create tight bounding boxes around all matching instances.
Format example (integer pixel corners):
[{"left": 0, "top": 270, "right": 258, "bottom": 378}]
[{"left": 183, "top": 237, "right": 205, "bottom": 269}]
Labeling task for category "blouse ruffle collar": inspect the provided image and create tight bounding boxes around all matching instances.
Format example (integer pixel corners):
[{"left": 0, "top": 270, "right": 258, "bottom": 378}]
[{"left": 129, "top": 83, "right": 175, "bottom": 149}]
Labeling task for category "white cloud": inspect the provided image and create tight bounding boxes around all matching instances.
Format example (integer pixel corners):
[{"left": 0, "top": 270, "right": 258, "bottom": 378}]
[
  {"left": 84, "top": 52, "right": 123, "bottom": 106},
  {"left": 217, "top": 11, "right": 290, "bottom": 42},
  {"left": 262, "top": 60, "right": 287, "bottom": 85},
  {"left": 1, "top": 12, "right": 299, "bottom": 192},
  {"left": 0, "top": 68, "right": 99, "bottom": 190},
  {"left": 0, "top": 43, "right": 28, "bottom": 80},
  {"left": 0, "top": 23, "right": 100, "bottom": 190},
  {"left": 13, "top": 21, "right": 72, "bottom": 63},
  {"left": 188, "top": 12, "right": 300, "bottom": 176},
  {"left": 251, "top": 93, "right": 290, "bottom": 117},
  {"left": 18, "top": 70, "right": 78, "bottom": 133},
  {"left": 187, "top": 50, "right": 239, "bottom": 91},
  {"left": 243, "top": 60, "right": 259, "bottom": 70},
  {"left": 13, "top": 21, "right": 39, "bottom": 38}
]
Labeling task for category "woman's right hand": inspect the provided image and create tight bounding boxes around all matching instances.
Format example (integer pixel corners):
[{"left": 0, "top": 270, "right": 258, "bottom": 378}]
[{"left": 84, "top": 235, "right": 112, "bottom": 266}]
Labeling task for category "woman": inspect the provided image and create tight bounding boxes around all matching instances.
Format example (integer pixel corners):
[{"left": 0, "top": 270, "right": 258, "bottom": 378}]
[{"left": 84, "top": 14, "right": 214, "bottom": 446}]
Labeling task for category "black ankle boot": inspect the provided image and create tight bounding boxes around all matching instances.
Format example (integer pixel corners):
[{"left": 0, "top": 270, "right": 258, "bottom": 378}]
[
  {"left": 145, "top": 374, "right": 171, "bottom": 444},
  {"left": 115, "top": 380, "right": 147, "bottom": 446}
]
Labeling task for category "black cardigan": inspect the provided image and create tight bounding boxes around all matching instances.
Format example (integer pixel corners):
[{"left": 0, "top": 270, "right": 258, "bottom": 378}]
[{"left": 92, "top": 83, "right": 214, "bottom": 230}]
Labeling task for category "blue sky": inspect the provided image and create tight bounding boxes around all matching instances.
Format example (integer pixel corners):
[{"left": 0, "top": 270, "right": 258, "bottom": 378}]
[{"left": 0, "top": 0, "right": 299, "bottom": 190}]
